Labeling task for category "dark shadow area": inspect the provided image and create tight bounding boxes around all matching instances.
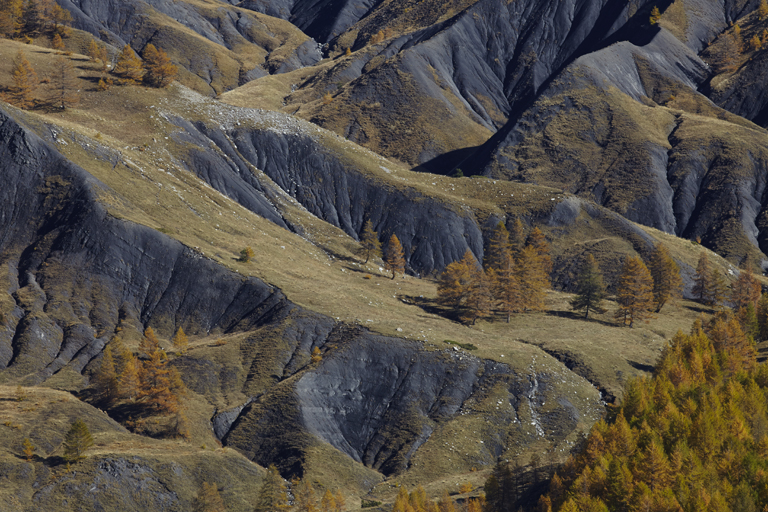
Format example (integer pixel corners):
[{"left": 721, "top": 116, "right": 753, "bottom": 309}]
[
  {"left": 545, "top": 309, "right": 618, "bottom": 328},
  {"left": 412, "top": 145, "right": 483, "bottom": 175},
  {"left": 627, "top": 360, "right": 655, "bottom": 373}
]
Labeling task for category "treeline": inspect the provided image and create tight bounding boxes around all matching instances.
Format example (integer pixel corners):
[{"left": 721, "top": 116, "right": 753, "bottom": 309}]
[
  {"left": 539, "top": 308, "right": 768, "bottom": 511},
  {"left": 90, "top": 326, "right": 190, "bottom": 438}
]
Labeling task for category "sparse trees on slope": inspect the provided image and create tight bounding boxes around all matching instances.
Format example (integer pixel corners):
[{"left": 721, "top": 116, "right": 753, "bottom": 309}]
[
  {"left": 359, "top": 220, "right": 381, "bottom": 264},
  {"left": 384, "top": 234, "right": 406, "bottom": 279},
  {"left": 293, "top": 477, "right": 318, "bottom": 512},
  {"left": 570, "top": 254, "right": 607, "bottom": 319},
  {"left": 648, "top": 243, "right": 683, "bottom": 312},
  {"left": 254, "top": 465, "right": 289, "bottom": 512},
  {"left": 693, "top": 252, "right": 727, "bottom": 307},
  {"left": 142, "top": 43, "right": 177, "bottom": 88},
  {"left": 63, "top": 419, "right": 93, "bottom": 462},
  {"left": 614, "top": 255, "right": 654, "bottom": 327},
  {"left": 113, "top": 44, "right": 144, "bottom": 84}
]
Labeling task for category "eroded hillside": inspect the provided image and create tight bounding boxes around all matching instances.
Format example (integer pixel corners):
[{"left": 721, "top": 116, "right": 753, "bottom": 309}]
[{"left": 1, "top": 0, "right": 768, "bottom": 509}]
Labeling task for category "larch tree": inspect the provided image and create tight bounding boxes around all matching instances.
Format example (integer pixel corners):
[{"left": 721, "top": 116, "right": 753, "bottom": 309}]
[
  {"left": 194, "top": 482, "right": 226, "bottom": 512},
  {"left": 254, "top": 465, "right": 289, "bottom": 512},
  {"left": 51, "top": 31, "right": 64, "bottom": 50},
  {"left": 93, "top": 343, "right": 119, "bottom": 406},
  {"left": 509, "top": 217, "right": 525, "bottom": 260},
  {"left": 7, "top": 49, "right": 37, "bottom": 109},
  {"left": 484, "top": 221, "right": 511, "bottom": 272},
  {"left": 334, "top": 490, "right": 346, "bottom": 512},
  {"left": 359, "top": 220, "right": 381, "bottom": 264},
  {"left": 438, "top": 250, "right": 492, "bottom": 324},
  {"left": 516, "top": 245, "right": 548, "bottom": 311},
  {"left": 320, "top": 490, "right": 336, "bottom": 512},
  {"left": 761, "top": 0, "right": 768, "bottom": 20},
  {"left": 525, "top": 226, "right": 552, "bottom": 275},
  {"left": 293, "top": 477, "right": 318, "bottom": 512},
  {"left": 489, "top": 249, "right": 521, "bottom": 322},
  {"left": 48, "top": 55, "right": 79, "bottom": 110},
  {"left": 113, "top": 44, "right": 144, "bottom": 84},
  {"left": 614, "top": 255, "right": 654, "bottom": 327},
  {"left": 172, "top": 326, "right": 188, "bottom": 355},
  {"left": 139, "top": 326, "right": 160, "bottom": 357},
  {"left": 62, "top": 419, "right": 94, "bottom": 462},
  {"left": 692, "top": 252, "right": 724, "bottom": 306},
  {"left": 142, "top": 43, "right": 177, "bottom": 88},
  {"left": 118, "top": 352, "right": 140, "bottom": 399},
  {"left": 22, "top": 438, "right": 34, "bottom": 461},
  {"left": 570, "top": 254, "right": 607, "bottom": 319},
  {"left": 384, "top": 234, "right": 406, "bottom": 279},
  {"left": 49, "top": 3, "right": 71, "bottom": 36},
  {"left": 648, "top": 243, "right": 683, "bottom": 312},
  {"left": 732, "top": 264, "right": 762, "bottom": 311},
  {"left": 716, "top": 32, "right": 741, "bottom": 73}
]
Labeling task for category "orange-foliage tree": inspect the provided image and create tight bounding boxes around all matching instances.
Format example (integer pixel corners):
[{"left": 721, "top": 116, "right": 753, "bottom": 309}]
[
  {"left": 438, "top": 250, "right": 492, "bottom": 324},
  {"left": 614, "top": 255, "right": 654, "bottom": 327},
  {"left": 5, "top": 49, "right": 37, "bottom": 109},
  {"left": 516, "top": 245, "right": 548, "bottom": 311},
  {"left": 648, "top": 243, "right": 683, "bottom": 312},
  {"left": 113, "top": 44, "right": 144, "bottom": 84},
  {"left": 142, "top": 43, "right": 177, "bottom": 87},
  {"left": 732, "top": 263, "right": 762, "bottom": 311},
  {"left": 384, "top": 234, "right": 406, "bottom": 279},
  {"left": 525, "top": 227, "right": 552, "bottom": 275}
]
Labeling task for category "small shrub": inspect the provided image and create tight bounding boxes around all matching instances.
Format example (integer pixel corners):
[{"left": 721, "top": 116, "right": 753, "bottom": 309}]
[
  {"left": 362, "top": 500, "right": 382, "bottom": 508},
  {"left": 453, "top": 168, "right": 464, "bottom": 178},
  {"left": 443, "top": 340, "right": 478, "bottom": 351},
  {"left": 322, "top": 92, "right": 333, "bottom": 105},
  {"left": 311, "top": 346, "right": 322, "bottom": 363},
  {"left": 238, "top": 247, "right": 254, "bottom": 263},
  {"left": 214, "top": 338, "right": 227, "bottom": 346},
  {"left": 345, "top": 47, "right": 351, "bottom": 56}
]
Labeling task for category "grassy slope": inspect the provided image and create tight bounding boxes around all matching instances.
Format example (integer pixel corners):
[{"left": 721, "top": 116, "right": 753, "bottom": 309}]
[{"left": 0, "top": 36, "right": 756, "bottom": 506}]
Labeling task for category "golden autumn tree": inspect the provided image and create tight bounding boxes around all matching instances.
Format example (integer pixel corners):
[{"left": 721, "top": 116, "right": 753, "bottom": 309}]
[
  {"left": 142, "top": 43, "right": 177, "bottom": 87},
  {"left": 489, "top": 249, "right": 521, "bottom": 322},
  {"left": 438, "top": 250, "right": 492, "bottom": 324},
  {"left": 92, "top": 343, "right": 119, "bottom": 406},
  {"left": 293, "top": 477, "right": 318, "bottom": 512},
  {"left": 0, "top": 0, "right": 23, "bottom": 38},
  {"left": 359, "top": 219, "right": 381, "bottom": 264},
  {"left": 172, "top": 326, "right": 188, "bottom": 355},
  {"left": 194, "top": 482, "right": 226, "bottom": 512},
  {"left": 692, "top": 252, "right": 727, "bottom": 306},
  {"left": 761, "top": 0, "right": 768, "bottom": 20},
  {"left": 320, "top": 490, "right": 336, "bottom": 512},
  {"left": 614, "top": 255, "right": 654, "bottom": 327},
  {"left": 254, "top": 465, "right": 289, "bottom": 512},
  {"left": 384, "top": 234, "right": 406, "bottom": 279},
  {"left": 648, "top": 243, "right": 683, "bottom": 312},
  {"left": 732, "top": 264, "right": 761, "bottom": 311},
  {"left": 525, "top": 226, "right": 552, "bottom": 275},
  {"left": 5, "top": 49, "right": 37, "bottom": 109},
  {"left": 113, "top": 44, "right": 144, "bottom": 84},
  {"left": 516, "top": 245, "right": 548, "bottom": 311},
  {"left": 509, "top": 217, "right": 525, "bottom": 260},
  {"left": 484, "top": 221, "right": 511, "bottom": 272}
]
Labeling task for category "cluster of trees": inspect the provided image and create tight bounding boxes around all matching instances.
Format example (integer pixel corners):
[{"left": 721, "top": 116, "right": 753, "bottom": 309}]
[
  {"left": 359, "top": 220, "right": 406, "bottom": 279},
  {"left": 539, "top": 309, "right": 768, "bottom": 511},
  {"left": 436, "top": 220, "right": 551, "bottom": 325},
  {"left": 711, "top": 0, "right": 768, "bottom": 73},
  {"left": 3, "top": 48, "right": 78, "bottom": 110},
  {"left": 391, "top": 484, "right": 483, "bottom": 512},
  {"left": 254, "top": 465, "right": 346, "bottom": 512},
  {"left": 0, "top": 0, "right": 72, "bottom": 41},
  {"left": 92, "top": 327, "right": 189, "bottom": 438},
  {"left": 86, "top": 40, "right": 177, "bottom": 91},
  {"left": 571, "top": 244, "right": 683, "bottom": 327}
]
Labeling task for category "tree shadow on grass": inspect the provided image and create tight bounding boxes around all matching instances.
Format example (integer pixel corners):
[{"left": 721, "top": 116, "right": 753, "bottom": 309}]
[{"left": 545, "top": 309, "right": 618, "bottom": 328}]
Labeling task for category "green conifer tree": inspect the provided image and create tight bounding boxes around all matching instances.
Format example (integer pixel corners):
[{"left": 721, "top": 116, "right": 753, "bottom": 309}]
[
  {"left": 570, "top": 254, "right": 607, "bottom": 319},
  {"left": 63, "top": 419, "right": 94, "bottom": 462}
]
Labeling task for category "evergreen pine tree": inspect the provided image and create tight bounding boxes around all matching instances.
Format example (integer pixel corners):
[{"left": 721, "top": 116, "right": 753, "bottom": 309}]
[
  {"left": 614, "top": 255, "right": 654, "bottom": 327},
  {"left": 142, "top": 43, "right": 177, "bottom": 87},
  {"left": 194, "top": 482, "right": 226, "bottom": 512},
  {"left": 384, "top": 234, "right": 406, "bottom": 279},
  {"left": 359, "top": 220, "right": 381, "bottom": 264},
  {"left": 570, "top": 254, "right": 607, "bottom": 319},
  {"left": 113, "top": 44, "right": 144, "bottom": 84},
  {"left": 48, "top": 55, "right": 79, "bottom": 110},
  {"left": 172, "top": 326, "right": 188, "bottom": 355},
  {"left": 63, "top": 419, "right": 94, "bottom": 462},
  {"left": 648, "top": 243, "right": 683, "bottom": 312},
  {"left": 254, "top": 465, "right": 289, "bottom": 512}
]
